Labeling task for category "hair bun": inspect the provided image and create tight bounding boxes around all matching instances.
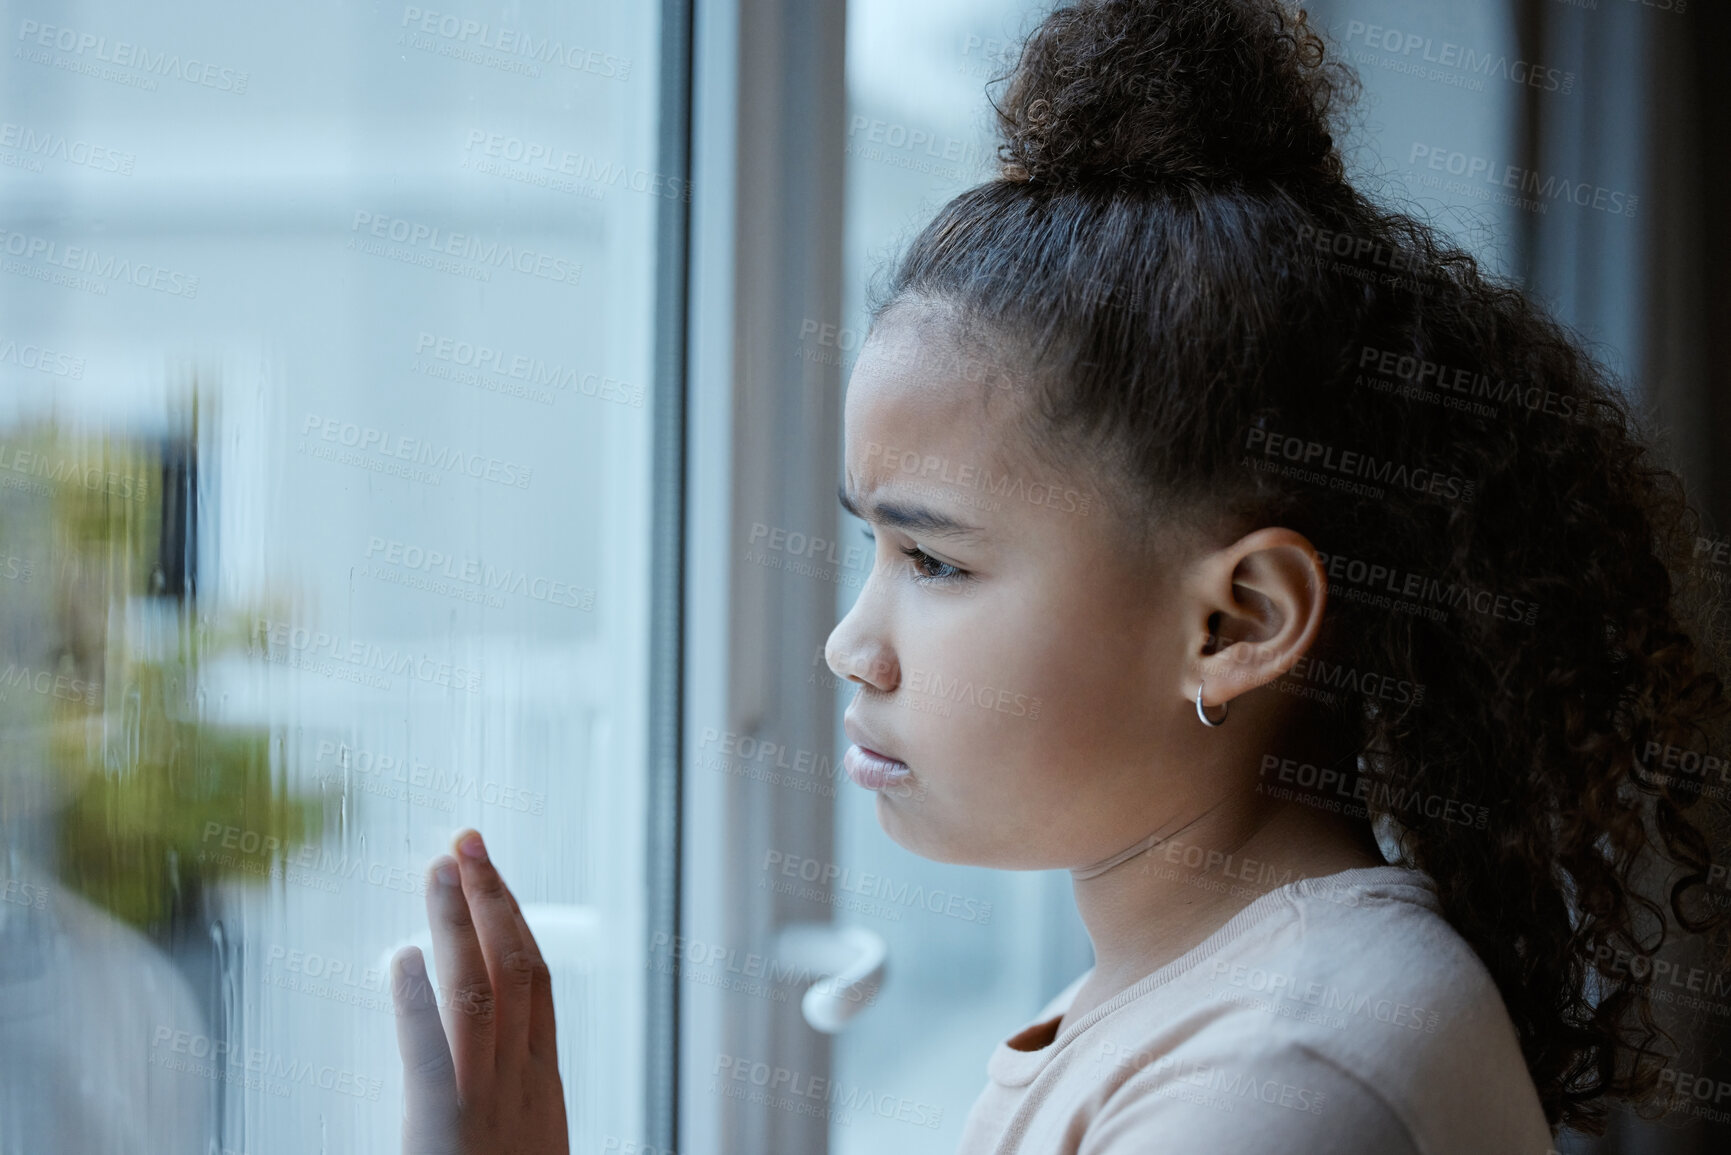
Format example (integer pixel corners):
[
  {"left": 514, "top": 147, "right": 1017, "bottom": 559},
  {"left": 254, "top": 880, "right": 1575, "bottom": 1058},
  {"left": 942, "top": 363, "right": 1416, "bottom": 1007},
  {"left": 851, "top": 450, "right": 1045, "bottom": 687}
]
[{"left": 995, "top": 0, "right": 1354, "bottom": 187}]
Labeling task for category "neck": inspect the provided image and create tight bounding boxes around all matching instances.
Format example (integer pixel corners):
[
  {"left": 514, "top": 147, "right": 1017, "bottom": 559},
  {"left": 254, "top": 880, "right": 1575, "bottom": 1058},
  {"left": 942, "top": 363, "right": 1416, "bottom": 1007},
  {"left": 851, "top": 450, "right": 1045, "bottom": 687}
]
[{"left": 1070, "top": 794, "right": 1385, "bottom": 997}]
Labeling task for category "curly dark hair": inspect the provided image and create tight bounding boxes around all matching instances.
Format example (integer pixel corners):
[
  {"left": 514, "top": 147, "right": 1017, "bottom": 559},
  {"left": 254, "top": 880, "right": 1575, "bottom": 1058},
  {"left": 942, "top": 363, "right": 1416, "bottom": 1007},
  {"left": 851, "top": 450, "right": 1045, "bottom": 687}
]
[{"left": 865, "top": 0, "right": 1731, "bottom": 1138}]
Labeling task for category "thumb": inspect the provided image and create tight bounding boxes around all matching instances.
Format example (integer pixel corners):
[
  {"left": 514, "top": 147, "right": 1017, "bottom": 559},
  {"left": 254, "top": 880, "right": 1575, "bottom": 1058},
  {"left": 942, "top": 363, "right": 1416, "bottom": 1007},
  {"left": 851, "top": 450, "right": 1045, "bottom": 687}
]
[{"left": 393, "top": 946, "right": 460, "bottom": 1154}]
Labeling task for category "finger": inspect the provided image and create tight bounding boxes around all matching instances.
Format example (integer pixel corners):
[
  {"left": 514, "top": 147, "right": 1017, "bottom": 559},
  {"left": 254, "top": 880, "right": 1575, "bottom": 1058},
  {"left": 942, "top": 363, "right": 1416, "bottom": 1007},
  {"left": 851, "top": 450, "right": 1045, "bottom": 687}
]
[
  {"left": 426, "top": 853, "right": 496, "bottom": 1098},
  {"left": 452, "top": 829, "right": 545, "bottom": 1080},
  {"left": 526, "top": 927, "right": 559, "bottom": 1069},
  {"left": 486, "top": 864, "right": 560, "bottom": 1066},
  {"left": 391, "top": 947, "right": 459, "bottom": 1155}
]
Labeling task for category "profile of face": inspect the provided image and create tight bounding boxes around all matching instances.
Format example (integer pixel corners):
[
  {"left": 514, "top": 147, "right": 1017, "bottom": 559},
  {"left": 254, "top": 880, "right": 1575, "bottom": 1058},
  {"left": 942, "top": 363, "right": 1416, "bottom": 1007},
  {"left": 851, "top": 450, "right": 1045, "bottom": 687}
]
[{"left": 824, "top": 302, "right": 1259, "bottom": 871}]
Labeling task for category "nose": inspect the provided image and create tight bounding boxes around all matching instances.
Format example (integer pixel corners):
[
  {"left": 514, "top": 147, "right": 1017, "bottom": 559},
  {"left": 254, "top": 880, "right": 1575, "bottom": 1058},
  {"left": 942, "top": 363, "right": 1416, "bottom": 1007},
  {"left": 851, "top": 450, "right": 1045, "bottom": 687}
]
[{"left": 824, "top": 603, "right": 898, "bottom": 692}]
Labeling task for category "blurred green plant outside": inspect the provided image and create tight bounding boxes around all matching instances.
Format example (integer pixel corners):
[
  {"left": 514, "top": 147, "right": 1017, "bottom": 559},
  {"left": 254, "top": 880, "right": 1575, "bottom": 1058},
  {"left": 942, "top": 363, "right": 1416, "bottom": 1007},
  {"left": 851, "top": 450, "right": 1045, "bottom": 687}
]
[{"left": 1, "top": 418, "right": 325, "bottom": 934}]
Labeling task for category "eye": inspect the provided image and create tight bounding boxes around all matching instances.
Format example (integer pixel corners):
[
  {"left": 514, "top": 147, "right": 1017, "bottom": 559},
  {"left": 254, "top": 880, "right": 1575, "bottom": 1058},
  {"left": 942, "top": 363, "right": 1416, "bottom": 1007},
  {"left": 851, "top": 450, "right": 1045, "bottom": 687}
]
[
  {"left": 899, "top": 544, "right": 965, "bottom": 584},
  {"left": 859, "top": 527, "right": 969, "bottom": 586}
]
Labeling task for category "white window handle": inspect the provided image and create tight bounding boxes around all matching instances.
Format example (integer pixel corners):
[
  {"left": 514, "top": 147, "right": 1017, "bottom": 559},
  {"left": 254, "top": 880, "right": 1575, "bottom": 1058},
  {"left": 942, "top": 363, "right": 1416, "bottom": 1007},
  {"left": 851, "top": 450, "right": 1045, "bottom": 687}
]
[{"left": 774, "top": 923, "right": 888, "bottom": 1033}]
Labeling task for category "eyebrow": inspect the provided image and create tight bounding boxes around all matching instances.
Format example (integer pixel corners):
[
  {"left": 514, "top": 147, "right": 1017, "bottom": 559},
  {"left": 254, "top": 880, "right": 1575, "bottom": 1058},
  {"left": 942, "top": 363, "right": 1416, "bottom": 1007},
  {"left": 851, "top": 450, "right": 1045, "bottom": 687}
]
[{"left": 837, "top": 484, "right": 985, "bottom": 541}]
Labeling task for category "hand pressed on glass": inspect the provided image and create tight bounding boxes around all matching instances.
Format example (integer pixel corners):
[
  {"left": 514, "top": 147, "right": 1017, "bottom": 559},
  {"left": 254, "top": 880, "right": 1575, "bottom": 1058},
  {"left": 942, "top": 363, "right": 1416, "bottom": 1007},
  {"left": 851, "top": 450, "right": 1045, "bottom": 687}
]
[{"left": 391, "top": 828, "right": 570, "bottom": 1155}]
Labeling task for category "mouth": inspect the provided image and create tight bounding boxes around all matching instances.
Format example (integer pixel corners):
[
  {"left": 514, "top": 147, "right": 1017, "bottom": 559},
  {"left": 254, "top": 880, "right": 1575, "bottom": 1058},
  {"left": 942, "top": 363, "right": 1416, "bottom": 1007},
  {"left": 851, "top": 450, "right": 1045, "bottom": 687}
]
[{"left": 843, "top": 744, "right": 911, "bottom": 791}]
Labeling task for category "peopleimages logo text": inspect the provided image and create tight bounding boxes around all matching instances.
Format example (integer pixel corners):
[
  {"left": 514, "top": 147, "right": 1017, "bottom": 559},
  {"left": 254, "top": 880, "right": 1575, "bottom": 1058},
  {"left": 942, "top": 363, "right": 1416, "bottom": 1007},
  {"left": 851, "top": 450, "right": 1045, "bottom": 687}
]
[
  {"left": 1409, "top": 144, "right": 1638, "bottom": 218},
  {"left": 349, "top": 212, "right": 581, "bottom": 286},
  {"left": 15, "top": 20, "right": 249, "bottom": 92},
  {"left": 400, "top": 7, "right": 631, "bottom": 80},
  {"left": 1343, "top": 20, "right": 1574, "bottom": 94},
  {"left": 0, "top": 228, "right": 199, "bottom": 297},
  {"left": 0, "top": 121, "right": 134, "bottom": 174},
  {"left": 300, "top": 413, "right": 533, "bottom": 489},
  {"left": 1244, "top": 426, "right": 1475, "bottom": 503}
]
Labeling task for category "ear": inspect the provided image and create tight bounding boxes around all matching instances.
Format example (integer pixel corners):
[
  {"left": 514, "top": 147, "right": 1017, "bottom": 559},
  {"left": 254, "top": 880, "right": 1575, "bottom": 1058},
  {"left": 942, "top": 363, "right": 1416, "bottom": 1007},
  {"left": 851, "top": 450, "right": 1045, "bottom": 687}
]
[{"left": 1181, "top": 527, "right": 1326, "bottom": 711}]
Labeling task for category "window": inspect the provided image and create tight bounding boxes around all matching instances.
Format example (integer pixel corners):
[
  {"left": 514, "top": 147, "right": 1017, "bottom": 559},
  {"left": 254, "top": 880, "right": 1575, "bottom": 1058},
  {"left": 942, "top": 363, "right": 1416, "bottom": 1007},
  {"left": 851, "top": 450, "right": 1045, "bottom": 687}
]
[
  {"left": 2, "top": 1, "right": 1684, "bottom": 1152},
  {"left": 0, "top": 2, "right": 677, "bottom": 1150}
]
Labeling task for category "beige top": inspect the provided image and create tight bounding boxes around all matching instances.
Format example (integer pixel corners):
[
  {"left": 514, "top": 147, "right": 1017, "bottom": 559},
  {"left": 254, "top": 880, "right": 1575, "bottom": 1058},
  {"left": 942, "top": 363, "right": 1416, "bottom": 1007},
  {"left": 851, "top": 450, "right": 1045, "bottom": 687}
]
[{"left": 955, "top": 865, "right": 1559, "bottom": 1154}]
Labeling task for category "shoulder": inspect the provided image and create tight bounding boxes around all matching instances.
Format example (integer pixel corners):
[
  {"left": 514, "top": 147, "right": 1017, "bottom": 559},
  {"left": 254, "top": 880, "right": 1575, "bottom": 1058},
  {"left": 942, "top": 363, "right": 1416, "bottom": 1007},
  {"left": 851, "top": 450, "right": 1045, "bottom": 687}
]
[
  {"left": 1162, "top": 866, "right": 1555, "bottom": 1152},
  {"left": 1080, "top": 1036, "right": 1422, "bottom": 1155},
  {"left": 1200, "top": 867, "right": 1494, "bottom": 1036}
]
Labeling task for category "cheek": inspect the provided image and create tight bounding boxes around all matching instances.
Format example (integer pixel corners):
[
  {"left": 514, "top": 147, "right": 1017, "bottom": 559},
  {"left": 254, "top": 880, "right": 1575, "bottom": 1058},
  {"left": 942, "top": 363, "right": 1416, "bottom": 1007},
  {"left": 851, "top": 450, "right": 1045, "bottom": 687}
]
[
  {"left": 970, "top": 587, "right": 1159, "bottom": 760},
  {"left": 877, "top": 569, "right": 1171, "bottom": 862},
  {"left": 890, "top": 563, "right": 1157, "bottom": 755},
  {"left": 906, "top": 593, "right": 1046, "bottom": 707},
  {"left": 894, "top": 592, "right": 1091, "bottom": 761},
  {"left": 989, "top": 585, "right": 1122, "bottom": 691},
  {"left": 878, "top": 601, "right": 1048, "bottom": 788},
  {"left": 882, "top": 626, "right": 1124, "bottom": 863}
]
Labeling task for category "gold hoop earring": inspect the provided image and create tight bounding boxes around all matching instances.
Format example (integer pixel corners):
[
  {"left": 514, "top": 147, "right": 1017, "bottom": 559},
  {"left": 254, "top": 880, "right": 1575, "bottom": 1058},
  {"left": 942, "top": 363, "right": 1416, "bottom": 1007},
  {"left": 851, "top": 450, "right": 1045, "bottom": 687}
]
[{"left": 1195, "top": 681, "right": 1228, "bottom": 727}]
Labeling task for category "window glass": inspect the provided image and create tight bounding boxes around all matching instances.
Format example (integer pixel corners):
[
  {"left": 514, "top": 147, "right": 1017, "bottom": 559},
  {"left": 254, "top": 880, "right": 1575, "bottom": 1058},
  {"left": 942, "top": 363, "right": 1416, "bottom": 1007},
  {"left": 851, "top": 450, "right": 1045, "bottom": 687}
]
[{"left": 0, "top": 3, "right": 665, "bottom": 1151}]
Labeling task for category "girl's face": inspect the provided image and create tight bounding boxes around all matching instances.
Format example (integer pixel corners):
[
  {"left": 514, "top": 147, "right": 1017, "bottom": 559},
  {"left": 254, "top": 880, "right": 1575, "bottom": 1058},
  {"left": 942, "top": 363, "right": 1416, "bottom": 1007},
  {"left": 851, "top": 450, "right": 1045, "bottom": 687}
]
[{"left": 825, "top": 309, "right": 1218, "bottom": 869}]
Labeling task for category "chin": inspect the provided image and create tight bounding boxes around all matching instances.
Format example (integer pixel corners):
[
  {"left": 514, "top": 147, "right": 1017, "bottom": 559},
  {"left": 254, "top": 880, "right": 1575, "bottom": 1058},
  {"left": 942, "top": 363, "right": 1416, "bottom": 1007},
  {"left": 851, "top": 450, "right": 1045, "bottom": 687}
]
[
  {"left": 874, "top": 790, "right": 935, "bottom": 857},
  {"left": 873, "top": 792, "right": 982, "bottom": 866}
]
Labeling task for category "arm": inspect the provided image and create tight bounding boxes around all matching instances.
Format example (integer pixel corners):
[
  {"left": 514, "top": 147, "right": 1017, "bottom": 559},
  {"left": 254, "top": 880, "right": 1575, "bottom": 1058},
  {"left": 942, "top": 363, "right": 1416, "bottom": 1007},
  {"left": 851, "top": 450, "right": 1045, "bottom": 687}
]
[{"left": 390, "top": 828, "right": 570, "bottom": 1155}]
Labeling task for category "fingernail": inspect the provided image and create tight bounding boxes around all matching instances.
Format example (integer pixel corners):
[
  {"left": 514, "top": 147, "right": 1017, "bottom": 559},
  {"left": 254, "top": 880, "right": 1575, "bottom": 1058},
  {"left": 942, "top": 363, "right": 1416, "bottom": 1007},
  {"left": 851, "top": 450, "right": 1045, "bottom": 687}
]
[
  {"left": 401, "top": 949, "right": 425, "bottom": 978},
  {"left": 458, "top": 831, "right": 487, "bottom": 863},
  {"left": 436, "top": 858, "right": 459, "bottom": 887}
]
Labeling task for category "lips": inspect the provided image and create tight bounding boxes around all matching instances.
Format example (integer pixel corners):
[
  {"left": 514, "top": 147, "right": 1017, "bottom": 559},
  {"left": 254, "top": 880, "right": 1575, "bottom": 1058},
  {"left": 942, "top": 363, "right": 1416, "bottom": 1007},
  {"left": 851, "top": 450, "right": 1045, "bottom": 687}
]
[
  {"left": 843, "top": 744, "right": 911, "bottom": 791},
  {"left": 843, "top": 715, "right": 911, "bottom": 792}
]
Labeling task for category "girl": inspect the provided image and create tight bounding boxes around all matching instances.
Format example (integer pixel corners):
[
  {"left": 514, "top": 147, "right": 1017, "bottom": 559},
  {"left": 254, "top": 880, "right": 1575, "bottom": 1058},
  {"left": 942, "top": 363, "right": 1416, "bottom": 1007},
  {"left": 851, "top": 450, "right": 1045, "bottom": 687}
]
[{"left": 389, "top": 1, "right": 1731, "bottom": 1151}]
